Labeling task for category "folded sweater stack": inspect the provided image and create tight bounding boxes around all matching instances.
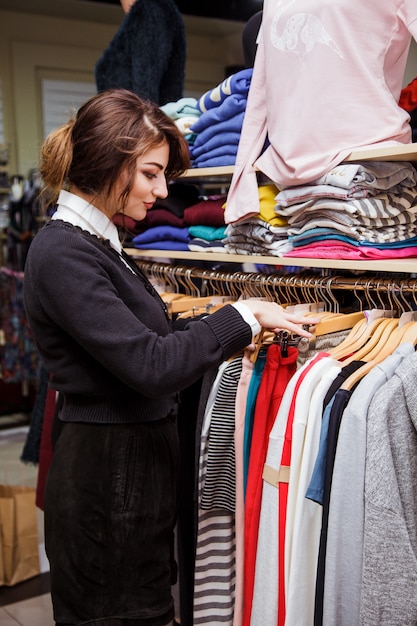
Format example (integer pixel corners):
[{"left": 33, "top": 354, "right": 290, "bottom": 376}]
[
  {"left": 115, "top": 182, "right": 227, "bottom": 253},
  {"left": 189, "top": 69, "right": 253, "bottom": 168},
  {"left": 281, "top": 161, "right": 417, "bottom": 260}
]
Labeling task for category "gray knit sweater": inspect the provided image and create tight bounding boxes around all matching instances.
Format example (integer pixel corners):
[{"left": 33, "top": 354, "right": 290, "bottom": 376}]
[{"left": 360, "top": 349, "right": 417, "bottom": 625}]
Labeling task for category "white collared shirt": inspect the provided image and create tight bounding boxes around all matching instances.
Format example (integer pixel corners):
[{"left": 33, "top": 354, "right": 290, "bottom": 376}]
[
  {"left": 52, "top": 190, "right": 122, "bottom": 253},
  {"left": 52, "top": 190, "right": 135, "bottom": 272}
]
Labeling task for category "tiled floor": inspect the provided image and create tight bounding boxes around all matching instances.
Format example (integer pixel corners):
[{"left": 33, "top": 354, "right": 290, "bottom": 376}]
[
  {"left": 0, "top": 586, "right": 54, "bottom": 626},
  {"left": 0, "top": 419, "right": 55, "bottom": 625}
]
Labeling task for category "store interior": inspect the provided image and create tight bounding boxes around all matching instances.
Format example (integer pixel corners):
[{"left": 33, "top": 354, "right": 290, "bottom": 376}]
[{"left": 1, "top": 1, "right": 417, "bottom": 625}]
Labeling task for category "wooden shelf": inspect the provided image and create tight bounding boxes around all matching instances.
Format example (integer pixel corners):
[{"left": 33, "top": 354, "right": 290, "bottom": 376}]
[
  {"left": 182, "top": 165, "right": 235, "bottom": 178},
  {"left": 181, "top": 144, "right": 417, "bottom": 179},
  {"left": 124, "top": 248, "right": 417, "bottom": 274},
  {"left": 345, "top": 143, "right": 417, "bottom": 162}
]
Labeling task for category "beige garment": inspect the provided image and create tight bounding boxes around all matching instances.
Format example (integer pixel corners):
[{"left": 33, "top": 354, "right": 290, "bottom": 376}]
[{"left": 296, "top": 329, "right": 351, "bottom": 369}]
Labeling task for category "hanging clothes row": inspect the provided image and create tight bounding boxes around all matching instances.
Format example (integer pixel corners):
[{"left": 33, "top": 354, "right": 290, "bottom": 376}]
[
  {"left": 184, "top": 314, "right": 417, "bottom": 626},
  {"left": 136, "top": 260, "right": 417, "bottom": 626}
]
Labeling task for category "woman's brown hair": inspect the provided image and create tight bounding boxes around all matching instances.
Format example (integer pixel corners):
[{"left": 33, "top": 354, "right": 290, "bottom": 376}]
[{"left": 39, "top": 88, "right": 190, "bottom": 211}]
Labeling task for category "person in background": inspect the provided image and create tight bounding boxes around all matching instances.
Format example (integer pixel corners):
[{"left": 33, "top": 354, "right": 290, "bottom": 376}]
[
  {"left": 242, "top": 10, "right": 263, "bottom": 68},
  {"left": 95, "top": 0, "right": 186, "bottom": 106},
  {"left": 23, "top": 88, "right": 316, "bottom": 626}
]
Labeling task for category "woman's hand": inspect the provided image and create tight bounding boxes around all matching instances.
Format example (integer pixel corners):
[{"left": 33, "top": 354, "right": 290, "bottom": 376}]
[{"left": 242, "top": 299, "right": 319, "bottom": 338}]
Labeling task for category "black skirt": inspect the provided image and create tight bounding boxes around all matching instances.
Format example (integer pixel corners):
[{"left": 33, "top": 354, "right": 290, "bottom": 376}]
[{"left": 44, "top": 416, "right": 179, "bottom": 626}]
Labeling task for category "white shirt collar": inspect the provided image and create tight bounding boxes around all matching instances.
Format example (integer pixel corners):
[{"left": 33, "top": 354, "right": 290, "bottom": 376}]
[{"left": 52, "top": 189, "right": 122, "bottom": 254}]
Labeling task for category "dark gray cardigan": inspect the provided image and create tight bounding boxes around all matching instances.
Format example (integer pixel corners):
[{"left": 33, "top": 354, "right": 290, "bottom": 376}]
[{"left": 23, "top": 220, "right": 252, "bottom": 424}]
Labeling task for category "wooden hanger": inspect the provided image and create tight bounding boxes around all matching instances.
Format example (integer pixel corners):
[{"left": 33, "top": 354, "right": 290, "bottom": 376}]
[
  {"left": 328, "top": 310, "right": 395, "bottom": 361},
  {"left": 173, "top": 296, "right": 233, "bottom": 317},
  {"left": 249, "top": 328, "right": 269, "bottom": 363},
  {"left": 340, "top": 302, "right": 417, "bottom": 377},
  {"left": 399, "top": 320, "right": 417, "bottom": 347},
  {"left": 290, "top": 275, "right": 365, "bottom": 336},
  {"left": 170, "top": 295, "right": 220, "bottom": 315},
  {"left": 341, "top": 307, "right": 417, "bottom": 389},
  {"left": 160, "top": 292, "right": 189, "bottom": 303},
  {"left": 309, "top": 310, "right": 366, "bottom": 337},
  {"left": 340, "top": 317, "right": 398, "bottom": 365},
  {"left": 340, "top": 318, "right": 406, "bottom": 390}
]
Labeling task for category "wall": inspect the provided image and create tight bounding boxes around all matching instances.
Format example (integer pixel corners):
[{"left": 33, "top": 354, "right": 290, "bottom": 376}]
[
  {"left": 0, "top": 5, "right": 416, "bottom": 178},
  {"left": 0, "top": 7, "right": 244, "bottom": 176}
]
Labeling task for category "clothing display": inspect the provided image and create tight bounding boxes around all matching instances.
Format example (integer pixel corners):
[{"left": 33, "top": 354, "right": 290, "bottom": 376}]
[
  {"left": 129, "top": 194, "right": 227, "bottom": 252},
  {"left": 225, "top": 184, "right": 291, "bottom": 256},
  {"left": 107, "top": 258, "right": 413, "bottom": 625},
  {"left": 322, "top": 344, "right": 414, "bottom": 626},
  {"left": 226, "top": 161, "right": 417, "bottom": 259},
  {"left": 225, "top": 0, "right": 417, "bottom": 222},
  {"left": 8, "top": 4, "right": 417, "bottom": 624},
  {"left": 193, "top": 357, "right": 242, "bottom": 626},
  {"left": 160, "top": 68, "right": 252, "bottom": 168},
  {"left": 178, "top": 316, "right": 417, "bottom": 626}
]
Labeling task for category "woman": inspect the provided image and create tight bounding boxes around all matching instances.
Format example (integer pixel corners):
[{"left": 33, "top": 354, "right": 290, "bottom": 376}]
[{"left": 23, "top": 89, "right": 315, "bottom": 626}]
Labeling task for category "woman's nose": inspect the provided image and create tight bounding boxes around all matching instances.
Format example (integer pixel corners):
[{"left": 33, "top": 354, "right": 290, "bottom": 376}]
[{"left": 154, "top": 177, "right": 168, "bottom": 199}]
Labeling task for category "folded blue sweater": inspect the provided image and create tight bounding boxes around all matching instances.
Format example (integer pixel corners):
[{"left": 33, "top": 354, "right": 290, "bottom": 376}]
[
  {"left": 190, "top": 115, "right": 245, "bottom": 156},
  {"left": 132, "top": 225, "right": 190, "bottom": 245},
  {"left": 197, "top": 68, "right": 253, "bottom": 112},
  {"left": 191, "top": 94, "right": 247, "bottom": 133}
]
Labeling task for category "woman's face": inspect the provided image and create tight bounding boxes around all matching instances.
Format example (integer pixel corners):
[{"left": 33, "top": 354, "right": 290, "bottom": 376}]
[{"left": 120, "top": 141, "right": 170, "bottom": 222}]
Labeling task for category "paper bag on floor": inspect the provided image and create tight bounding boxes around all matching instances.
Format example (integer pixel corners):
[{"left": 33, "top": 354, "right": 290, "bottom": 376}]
[{"left": 0, "top": 484, "right": 40, "bottom": 586}]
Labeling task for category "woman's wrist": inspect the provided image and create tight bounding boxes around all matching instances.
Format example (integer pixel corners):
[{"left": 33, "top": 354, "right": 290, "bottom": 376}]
[{"left": 232, "top": 301, "right": 262, "bottom": 337}]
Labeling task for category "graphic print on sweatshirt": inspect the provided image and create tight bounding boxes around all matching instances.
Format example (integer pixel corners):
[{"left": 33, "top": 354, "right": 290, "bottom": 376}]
[{"left": 270, "top": 0, "right": 344, "bottom": 61}]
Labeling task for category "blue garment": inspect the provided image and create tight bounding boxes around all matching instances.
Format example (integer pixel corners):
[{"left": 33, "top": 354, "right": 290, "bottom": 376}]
[
  {"left": 197, "top": 68, "right": 253, "bottom": 112},
  {"left": 132, "top": 225, "right": 190, "bottom": 245},
  {"left": 133, "top": 240, "right": 190, "bottom": 251},
  {"left": 188, "top": 226, "right": 227, "bottom": 241},
  {"left": 243, "top": 351, "right": 267, "bottom": 497},
  {"left": 191, "top": 94, "right": 247, "bottom": 133},
  {"left": 193, "top": 154, "right": 237, "bottom": 168},
  {"left": 289, "top": 228, "right": 417, "bottom": 249},
  {"left": 190, "top": 113, "right": 245, "bottom": 155},
  {"left": 190, "top": 144, "right": 240, "bottom": 162},
  {"left": 305, "top": 396, "right": 335, "bottom": 505},
  {"left": 190, "top": 132, "right": 241, "bottom": 163}
]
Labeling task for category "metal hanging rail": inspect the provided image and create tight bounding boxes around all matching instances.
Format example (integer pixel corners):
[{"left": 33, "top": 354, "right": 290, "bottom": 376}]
[{"left": 134, "top": 259, "right": 417, "bottom": 312}]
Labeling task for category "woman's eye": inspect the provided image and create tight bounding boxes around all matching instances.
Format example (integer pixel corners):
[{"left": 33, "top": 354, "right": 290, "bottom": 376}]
[{"left": 144, "top": 172, "right": 156, "bottom": 180}]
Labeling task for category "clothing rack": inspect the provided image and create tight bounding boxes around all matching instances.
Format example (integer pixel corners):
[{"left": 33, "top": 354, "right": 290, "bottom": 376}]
[
  {"left": 134, "top": 259, "right": 417, "bottom": 312},
  {"left": 0, "top": 266, "right": 39, "bottom": 384}
]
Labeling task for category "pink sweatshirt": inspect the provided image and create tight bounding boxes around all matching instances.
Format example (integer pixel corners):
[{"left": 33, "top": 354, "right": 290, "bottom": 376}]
[{"left": 225, "top": 0, "right": 417, "bottom": 223}]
